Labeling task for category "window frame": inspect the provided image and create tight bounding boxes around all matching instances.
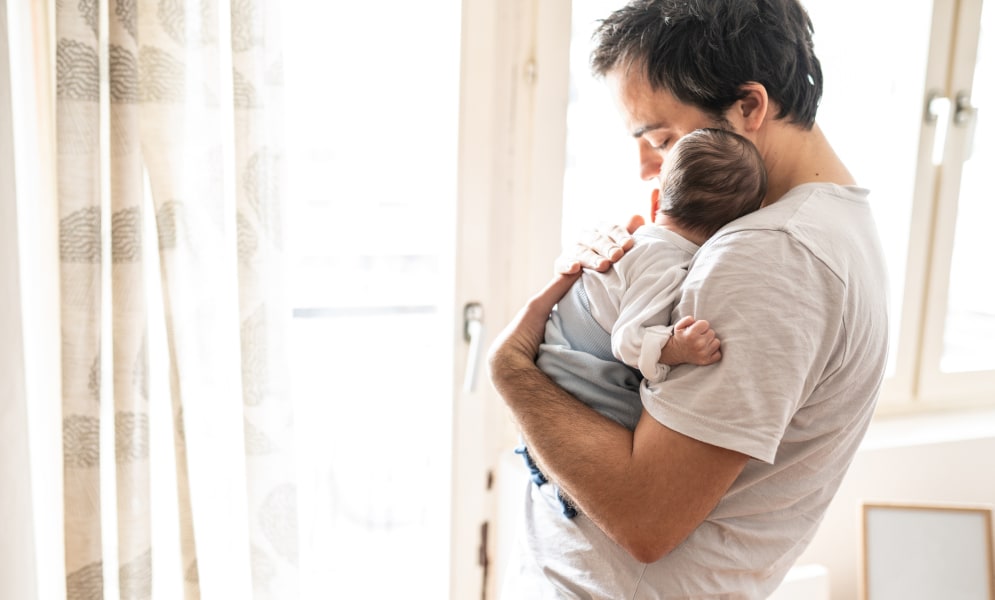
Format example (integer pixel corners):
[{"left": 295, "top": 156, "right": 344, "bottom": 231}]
[{"left": 913, "top": 0, "right": 995, "bottom": 409}]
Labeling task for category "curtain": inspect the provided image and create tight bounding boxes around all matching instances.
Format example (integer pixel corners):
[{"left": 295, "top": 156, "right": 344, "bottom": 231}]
[{"left": 57, "top": 0, "right": 297, "bottom": 598}]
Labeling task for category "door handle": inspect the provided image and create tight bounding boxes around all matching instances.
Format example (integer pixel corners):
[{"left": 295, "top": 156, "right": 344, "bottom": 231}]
[
  {"left": 924, "top": 90, "right": 949, "bottom": 123},
  {"left": 463, "top": 302, "right": 485, "bottom": 392},
  {"left": 924, "top": 91, "right": 952, "bottom": 165},
  {"left": 954, "top": 91, "right": 976, "bottom": 126}
]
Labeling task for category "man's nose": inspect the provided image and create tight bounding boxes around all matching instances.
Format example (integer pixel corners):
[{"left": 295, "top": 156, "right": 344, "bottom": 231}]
[{"left": 638, "top": 142, "right": 663, "bottom": 181}]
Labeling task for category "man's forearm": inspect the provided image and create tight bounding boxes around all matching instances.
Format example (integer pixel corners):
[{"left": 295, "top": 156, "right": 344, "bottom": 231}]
[
  {"left": 489, "top": 341, "right": 636, "bottom": 511},
  {"left": 488, "top": 276, "right": 748, "bottom": 563},
  {"left": 487, "top": 277, "right": 645, "bottom": 546}
]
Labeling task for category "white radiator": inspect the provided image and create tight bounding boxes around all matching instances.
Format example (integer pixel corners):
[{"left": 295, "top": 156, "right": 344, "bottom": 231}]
[{"left": 768, "top": 564, "right": 831, "bottom": 600}]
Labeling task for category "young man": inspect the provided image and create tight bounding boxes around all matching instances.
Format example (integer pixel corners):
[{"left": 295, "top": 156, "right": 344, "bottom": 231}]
[{"left": 488, "top": 1, "right": 889, "bottom": 598}]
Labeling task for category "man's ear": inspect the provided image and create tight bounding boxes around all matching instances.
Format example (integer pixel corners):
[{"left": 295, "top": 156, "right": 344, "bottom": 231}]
[{"left": 736, "top": 83, "right": 769, "bottom": 133}]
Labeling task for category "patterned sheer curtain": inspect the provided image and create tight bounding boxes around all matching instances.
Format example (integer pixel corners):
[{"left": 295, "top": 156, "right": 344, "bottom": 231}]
[{"left": 57, "top": 0, "right": 297, "bottom": 598}]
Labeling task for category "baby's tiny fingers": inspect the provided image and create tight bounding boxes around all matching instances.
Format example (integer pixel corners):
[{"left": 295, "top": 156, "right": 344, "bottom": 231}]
[
  {"left": 688, "top": 319, "right": 712, "bottom": 335},
  {"left": 673, "top": 315, "right": 696, "bottom": 331}
]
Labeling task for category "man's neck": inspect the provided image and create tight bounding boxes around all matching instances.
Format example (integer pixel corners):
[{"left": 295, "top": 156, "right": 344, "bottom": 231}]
[{"left": 760, "top": 123, "right": 856, "bottom": 206}]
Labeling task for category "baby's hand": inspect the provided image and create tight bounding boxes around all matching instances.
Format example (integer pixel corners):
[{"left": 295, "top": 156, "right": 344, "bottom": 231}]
[{"left": 659, "top": 316, "right": 722, "bottom": 366}]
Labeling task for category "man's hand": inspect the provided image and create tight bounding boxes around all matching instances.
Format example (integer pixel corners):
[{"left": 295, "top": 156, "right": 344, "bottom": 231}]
[
  {"left": 554, "top": 215, "right": 644, "bottom": 274},
  {"left": 659, "top": 316, "right": 721, "bottom": 366}
]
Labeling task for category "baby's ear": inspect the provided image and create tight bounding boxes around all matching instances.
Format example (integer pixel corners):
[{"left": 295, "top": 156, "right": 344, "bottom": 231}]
[{"left": 649, "top": 188, "right": 660, "bottom": 222}]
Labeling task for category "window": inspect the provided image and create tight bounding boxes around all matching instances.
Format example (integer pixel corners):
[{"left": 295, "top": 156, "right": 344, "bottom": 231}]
[
  {"left": 281, "top": 2, "right": 462, "bottom": 597},
  {"left": 912, "top": 0, "right": 995, "bottom": 404},
  {"left": 560, "top": 2, "right": 656, "bottom": 242},
  {"left": 931, "top": 0, "right": 994, "bottom": 375},
  {"left": 558, "top": 0, "right": 995, "bottom": 413}
]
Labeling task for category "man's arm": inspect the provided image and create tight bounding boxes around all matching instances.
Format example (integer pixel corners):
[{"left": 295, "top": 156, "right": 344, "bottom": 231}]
[{"left": 488, "top": 274, "right": 748, "bottom": 563}]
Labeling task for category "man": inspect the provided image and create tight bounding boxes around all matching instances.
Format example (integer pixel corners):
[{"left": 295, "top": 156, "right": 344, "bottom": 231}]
[{"left": 487, "top": 1, "right": 889, "bottom": 598}]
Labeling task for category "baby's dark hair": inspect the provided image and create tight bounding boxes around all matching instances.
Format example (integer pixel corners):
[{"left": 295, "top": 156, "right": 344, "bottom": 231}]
[{"left": 660, "top": 128, "right": 767, "bottom": 239}]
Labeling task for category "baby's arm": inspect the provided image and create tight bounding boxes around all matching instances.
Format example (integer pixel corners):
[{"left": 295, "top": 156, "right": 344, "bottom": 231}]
[{"left": 659, "top": 316, "right": 721, "bottom": 367}]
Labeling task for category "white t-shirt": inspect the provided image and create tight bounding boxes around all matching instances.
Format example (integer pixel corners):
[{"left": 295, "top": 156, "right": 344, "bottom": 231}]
[{"left": 504, "top": 183, "right": 889, "bottom": 599}]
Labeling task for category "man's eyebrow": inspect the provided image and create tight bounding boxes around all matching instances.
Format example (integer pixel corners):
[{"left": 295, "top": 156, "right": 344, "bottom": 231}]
[{"left": 632, "top": 124, "right": 665, "bottom": 138}]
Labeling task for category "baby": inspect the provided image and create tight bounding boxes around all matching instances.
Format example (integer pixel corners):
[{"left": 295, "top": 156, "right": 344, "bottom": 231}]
[{"left": 520, "top": 128, "right": 768, "bottom": 517}]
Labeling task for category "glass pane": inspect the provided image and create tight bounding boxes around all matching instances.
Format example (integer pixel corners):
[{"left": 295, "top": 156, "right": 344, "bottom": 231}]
[
  {"left": 801, "top": 0, "right": 932, "bottom": 379},
  {"left": 561, "top": 1, "right": 657, "bottom": 245},
  {"left": 941, "top": 1, "right": 995, "bottom": 373},
  {"left": 562, "top": 0, "right": 933, "bottom": 380},
  {"left": 282, "top": 2, "right": 461, "bottom": 597}
]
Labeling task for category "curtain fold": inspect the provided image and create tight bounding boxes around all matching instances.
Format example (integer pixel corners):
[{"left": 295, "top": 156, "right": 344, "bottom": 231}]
[
  {"left": 57, "top": 1, "right": 105, "bottom": 596},
  {"left": 138, "top": 0, "right": 230, "bottom": 593},
  {"left": 229, "top": 1, "right": 299, "bottom": 595},
  {"left": 57, "top": 1, "right": 297, "bottom": 597},
  {"left": 109, "top": 1, "right": 152, "bottom": 597}
]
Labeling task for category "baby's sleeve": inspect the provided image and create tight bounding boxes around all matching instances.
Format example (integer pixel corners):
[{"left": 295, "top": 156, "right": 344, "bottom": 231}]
[
  {"left": 609, "top": 261, "right": 687, "bottom": 380},
  {"left": 634, "top": 325, "right": 674, "bottom": 383}
]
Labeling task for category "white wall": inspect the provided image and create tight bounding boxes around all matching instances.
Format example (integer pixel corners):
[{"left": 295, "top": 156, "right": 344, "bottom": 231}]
[{"left": 794, "top": 406, "right": 995, "bottom": 600}]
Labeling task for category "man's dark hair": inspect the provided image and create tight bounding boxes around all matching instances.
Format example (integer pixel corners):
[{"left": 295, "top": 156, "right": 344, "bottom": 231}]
[
  {"left": 591, "top": 0, "right": 823, "bottom": 128},
  {"left": 660, "top": 128, "right": 767, "bottom": 239}
]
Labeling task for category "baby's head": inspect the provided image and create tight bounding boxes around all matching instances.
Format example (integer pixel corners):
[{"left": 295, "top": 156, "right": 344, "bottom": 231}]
[{"left": 656, "top": 128, "right": 767, "bottom": 240}]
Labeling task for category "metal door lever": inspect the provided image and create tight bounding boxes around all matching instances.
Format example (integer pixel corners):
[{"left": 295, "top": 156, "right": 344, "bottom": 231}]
[{"left": 463, "top": 302, "right": 485, "bottom": 392}]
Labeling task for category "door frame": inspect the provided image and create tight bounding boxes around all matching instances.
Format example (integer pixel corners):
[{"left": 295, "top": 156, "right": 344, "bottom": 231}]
[{"left": 450, "top": 0, "right": 572, "bottom": 597}]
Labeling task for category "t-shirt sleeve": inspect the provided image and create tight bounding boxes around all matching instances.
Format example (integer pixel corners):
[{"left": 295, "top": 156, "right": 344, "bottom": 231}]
[{"left": 643, "top": 229, "right": 846, "bottom": 463}]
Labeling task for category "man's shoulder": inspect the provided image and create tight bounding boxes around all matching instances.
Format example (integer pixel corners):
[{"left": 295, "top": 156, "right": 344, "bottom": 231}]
[
  {"left": 718, "top": 183, "right": 870, "bottom": 237},
  {"left": 699, "top": 183, "right": 877, "bottom": 280}
]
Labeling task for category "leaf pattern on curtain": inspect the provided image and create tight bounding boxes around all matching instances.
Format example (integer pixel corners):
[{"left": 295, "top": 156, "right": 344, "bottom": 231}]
[
  {"left": 63, "top": 415, "right": 101, "bottom": 469},
  {"left": 60, "top": 207, "right": 102, "bottom": 262},
  {"left": 66, "top": 560, "right": 104, "bottom": 600},
  {"left": 78, "top": 0, "right": 100, "bottom": 37},
  {"left": 108, "top": 45, "right": 139, "bottom": 104},
  {"left": 115, "top": 0, "right": 138, "bottom": 38},
  {"left": 57, "top": 0, "right": 298, "bottom": 598},
  {"left": 118, "top": 550, "right": 153, "bottom": 599},
  {"left": 137, "top": 46, "right": 185, "bottom": 103}
]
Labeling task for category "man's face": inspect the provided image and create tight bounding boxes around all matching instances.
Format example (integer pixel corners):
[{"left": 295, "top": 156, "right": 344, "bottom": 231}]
[{"left": 606, "top": 68, "right": 727, "bottom": 185}]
